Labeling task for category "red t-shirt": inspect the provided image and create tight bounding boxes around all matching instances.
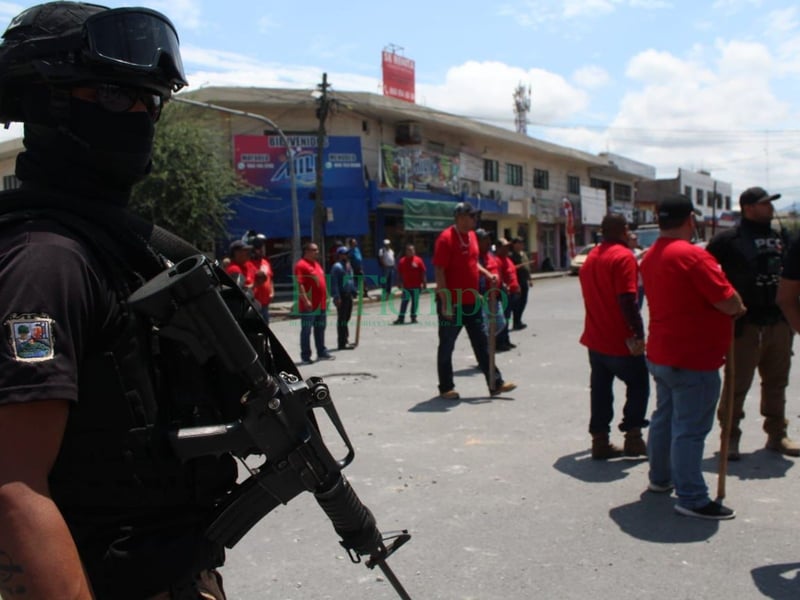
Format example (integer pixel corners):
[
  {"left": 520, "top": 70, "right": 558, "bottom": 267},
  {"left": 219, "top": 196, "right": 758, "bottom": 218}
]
[
  {"left": 641, "top": 238, "right": 735, "bottom": 370},
  {"left": 250, "top": 257, "right": 274, "bottom": 306},
  {"left": 579, "top": 241, "right": 639, "bottom": 356},
  {"left": 499, "top": 255, "right": 520, "bottom": 294},
  {"left": 398, "top": 255, "right": 427, "bottom": 289},
  {"left": 433, "top": 226, "right": 480, "bottom": 305},
  {"left": 225, "top": 262, "right": 254, "bottom": 286},
  {"left": 294, "top": 257, "right": 327, "bottom": 312}
]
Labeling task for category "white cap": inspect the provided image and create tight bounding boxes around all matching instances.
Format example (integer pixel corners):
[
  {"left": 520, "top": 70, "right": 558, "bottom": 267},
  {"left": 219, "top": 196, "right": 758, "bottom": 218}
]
[{"left": 383, "top": 239, "right": 391, "bottom": 245}]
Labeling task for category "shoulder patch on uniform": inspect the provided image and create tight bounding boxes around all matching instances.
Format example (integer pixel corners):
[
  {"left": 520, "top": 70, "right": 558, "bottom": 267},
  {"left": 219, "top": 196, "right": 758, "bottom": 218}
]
[{"left": 5, "top": 314, "right": 55, "bottom": 362}]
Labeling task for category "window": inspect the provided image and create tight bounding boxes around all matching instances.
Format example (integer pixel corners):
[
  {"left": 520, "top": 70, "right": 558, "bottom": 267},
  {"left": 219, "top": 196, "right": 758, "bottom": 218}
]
[
  {"left": 506, "top": 163, "right": 523, "bottom": 187},
  {"left": 534, "top": 168, "right": 549, "bottom": 190},
  {"left": 684, "top": 185, "right": 692, "bottom": 198},
  {"left": 613, "top": 183, "right": 631, "bottom": 204},
  {"left": 484, "top": 159, "right": 499, "bottom": 182},
  {"left": 725, "top": 195, "right": 731, "bottom": 210},
  {"left": 567, "top": 175, "right": 580, "bottom": 195},
  {"left": 696, "top": 189, "right": 704, "bottom": 206},
  {"left": 2, "top": 175, "right": 19, "bottom": 190}
]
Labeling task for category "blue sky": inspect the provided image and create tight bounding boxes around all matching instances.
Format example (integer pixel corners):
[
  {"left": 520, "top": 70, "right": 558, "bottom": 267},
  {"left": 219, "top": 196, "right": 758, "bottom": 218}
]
[{"left": 2, "top": 0, "right": 799, "bottom": 208}]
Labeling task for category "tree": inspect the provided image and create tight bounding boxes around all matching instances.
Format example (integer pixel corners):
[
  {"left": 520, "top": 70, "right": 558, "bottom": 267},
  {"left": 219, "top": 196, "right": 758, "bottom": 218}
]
[{"left": 130, "top": 103, "right": 247, "bottom": 251}]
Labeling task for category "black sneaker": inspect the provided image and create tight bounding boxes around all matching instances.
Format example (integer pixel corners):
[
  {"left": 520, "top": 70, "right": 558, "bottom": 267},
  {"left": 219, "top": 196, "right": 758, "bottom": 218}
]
[
  {"left": 317, "top": 353, "right": 336, "bottom": 361},
  {"left": 674, "top": 501, "right": 735, "bottom": 520}
]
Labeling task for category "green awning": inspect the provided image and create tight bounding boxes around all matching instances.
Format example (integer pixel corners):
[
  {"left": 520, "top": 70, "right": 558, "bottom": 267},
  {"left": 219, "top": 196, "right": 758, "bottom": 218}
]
[{"left": 403, "top": 198, "right": 455, "bottom": 232}]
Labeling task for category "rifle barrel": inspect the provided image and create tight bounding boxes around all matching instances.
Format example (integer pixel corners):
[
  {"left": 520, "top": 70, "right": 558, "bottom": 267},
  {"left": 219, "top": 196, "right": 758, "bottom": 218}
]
[{"left": 376, "top": 559, "right": 412, "bottom": 600}]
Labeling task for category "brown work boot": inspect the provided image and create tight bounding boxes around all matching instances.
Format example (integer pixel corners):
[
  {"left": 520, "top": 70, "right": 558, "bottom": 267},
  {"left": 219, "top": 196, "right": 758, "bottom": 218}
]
[
  {"left": 623, "top": 428, "right": 647, "bottom": 458},
  {"left": 591, "top": 433, "right": 623, "bottom": 460},
  {"left": 765, "top": 435, "right": 800, "bottom": 457}
]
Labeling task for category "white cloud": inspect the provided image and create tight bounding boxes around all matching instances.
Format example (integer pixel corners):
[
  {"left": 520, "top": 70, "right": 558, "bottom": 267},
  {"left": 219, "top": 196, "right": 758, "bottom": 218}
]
[
  {"left": 257, "top": 16, "right": 278, "bottom": 35},
  {"left": 572, "top": 65, "right": 611, "bottom": 88},
  {"left": 147, "top": 0, "right": 203, "bottom": 31},
  {"left": 415, "top": 61, "right": 589, "bottom": 129},
  {"left": 0, "top": 3, "right": 24, "bottom": 21},
  {"left": 499, "top": 0, "right": 669, "bottom": 27}
]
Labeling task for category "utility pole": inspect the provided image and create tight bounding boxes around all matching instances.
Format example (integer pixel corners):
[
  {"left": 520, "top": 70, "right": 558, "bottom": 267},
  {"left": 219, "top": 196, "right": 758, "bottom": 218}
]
[
  {"left": 315, "top": 73, "right": 332, "bottom": 269},
  {"left": 711, "top": 179, "right": 718, "bottom": 238}
]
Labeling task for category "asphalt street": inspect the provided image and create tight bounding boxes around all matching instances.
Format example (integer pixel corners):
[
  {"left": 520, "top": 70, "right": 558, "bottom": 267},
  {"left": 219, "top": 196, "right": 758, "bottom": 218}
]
[{"left": 221, "top": 275, "right": 800, "bottom": 600}]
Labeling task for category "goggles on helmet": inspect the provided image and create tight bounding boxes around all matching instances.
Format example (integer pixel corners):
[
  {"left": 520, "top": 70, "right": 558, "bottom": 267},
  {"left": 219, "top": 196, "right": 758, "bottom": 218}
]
[{"left": 82, "top": 8, "right": 187, "bottom": 93}]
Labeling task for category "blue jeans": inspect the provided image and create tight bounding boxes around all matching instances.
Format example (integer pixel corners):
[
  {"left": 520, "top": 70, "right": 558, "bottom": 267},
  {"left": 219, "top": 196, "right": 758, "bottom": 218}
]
[
  {"left": 647, "top": 361, "right": 720, "bottom": 509},
  {"left": 398, "top": 287, "right": 421, "bottom": 319},
  {"left": 382, "top": 266, "right": 395, "bottom": 296},
  {"left": 437, "top": 300, "right": 503, "bottom": 393},
  {"left": 300, "top": 311, "right": 328, "bottom": 361},
  {"left": 588, "top": 350, "right": 650, "bottom": 434}
]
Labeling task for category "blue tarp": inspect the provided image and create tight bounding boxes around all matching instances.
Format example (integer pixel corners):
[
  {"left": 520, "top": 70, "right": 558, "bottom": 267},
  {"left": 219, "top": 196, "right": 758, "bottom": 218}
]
[{"left": 226, "top": 187, "right": 369, "bottom": 240}]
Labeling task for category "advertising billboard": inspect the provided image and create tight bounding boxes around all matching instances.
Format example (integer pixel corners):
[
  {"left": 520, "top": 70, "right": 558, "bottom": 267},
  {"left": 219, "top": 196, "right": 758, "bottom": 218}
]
[
  {"left": 382, "top": 50, "right": 415, "bottom": 103},
  {"left": 233, "top": 135, "right": 364, "bottom": 190}
]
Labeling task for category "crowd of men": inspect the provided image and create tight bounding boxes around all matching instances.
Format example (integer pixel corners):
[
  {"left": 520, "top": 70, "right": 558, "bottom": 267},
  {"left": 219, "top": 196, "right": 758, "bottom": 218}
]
[{"left": 578, "top": 187, "right": 800, "bottom": 521}]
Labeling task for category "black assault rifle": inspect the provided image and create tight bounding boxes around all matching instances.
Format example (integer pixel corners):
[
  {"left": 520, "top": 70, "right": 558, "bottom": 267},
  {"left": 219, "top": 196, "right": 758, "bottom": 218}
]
[{"left": 128, "top": 255, "right": 412, "bottom": 599}]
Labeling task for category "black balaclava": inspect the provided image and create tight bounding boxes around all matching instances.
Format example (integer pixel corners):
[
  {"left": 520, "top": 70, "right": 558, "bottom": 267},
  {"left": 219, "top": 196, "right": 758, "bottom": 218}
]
[{"left": 15, "top": 89, "right": 156, "bottom": 206}]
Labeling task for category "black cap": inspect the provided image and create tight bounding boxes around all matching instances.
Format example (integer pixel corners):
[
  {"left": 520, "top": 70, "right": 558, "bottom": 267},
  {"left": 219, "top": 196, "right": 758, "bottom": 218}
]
[
  {"left": 454, "top": 201, "right": 480, "bottom": 217},
  {"left": 475, "top": 228, "right": 491, "bottom": 240},
  {"left": 740, "top": 186, "right": 781, "bottom": 207},
  {"left": 657, "top": 194, "right": 701, "bottom": 221}
]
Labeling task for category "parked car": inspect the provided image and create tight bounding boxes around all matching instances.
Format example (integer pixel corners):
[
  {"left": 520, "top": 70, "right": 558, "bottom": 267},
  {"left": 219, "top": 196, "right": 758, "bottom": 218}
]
[{"left": 569, "top": 243, "right": 596, "bottom": 275}]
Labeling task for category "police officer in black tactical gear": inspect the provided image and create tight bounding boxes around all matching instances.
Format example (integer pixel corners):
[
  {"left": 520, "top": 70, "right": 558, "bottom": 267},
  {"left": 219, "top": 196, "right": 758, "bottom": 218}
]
[
  {"left": 0, "top": 3, "right": 234, "bottom": 599},
  {"left": 707, "top": 186, "right": 800, "bottom": 461}
]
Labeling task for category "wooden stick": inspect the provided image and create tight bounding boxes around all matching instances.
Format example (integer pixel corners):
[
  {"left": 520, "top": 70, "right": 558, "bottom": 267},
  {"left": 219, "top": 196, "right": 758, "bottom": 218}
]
[
  {"left": 488, "top": 293, "right": 497, "bottom": 392},
  {"left": 717, "top": 323, "right": 736, "bottom": 501},
  {"left": 353, "top": 276, "right": 364, "bottom": 347}
]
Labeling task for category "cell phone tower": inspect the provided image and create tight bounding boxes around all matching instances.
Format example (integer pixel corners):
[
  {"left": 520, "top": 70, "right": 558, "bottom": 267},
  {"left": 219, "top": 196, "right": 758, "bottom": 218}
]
[{"left": 513, "top": 82, "right": 531, "bottom": 135}]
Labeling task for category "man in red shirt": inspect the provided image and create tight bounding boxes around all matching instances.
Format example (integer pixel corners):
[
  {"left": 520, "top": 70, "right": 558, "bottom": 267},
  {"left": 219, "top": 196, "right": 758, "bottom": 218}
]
[
  {"left": 495, "top": 238, "right": 521, "bottom": 352},
  {"left": 476, "top": 229, "right": 506, "bottom": 342},
  {"left": 433, "top": 202, "right": 516, "bottom": 399},
  {"left": 579, "top": 214, "right": 649, "bottom": 460},
  {"left": 247, "top": 232, "right": 274, "bottom": 323},
  {"left": 294, "top": 242, "right": 335, "bottom": 363},
  {"left": 641, "top": 194, "right": 745, "bottom": 520},
  {"left": 394, "top": 244, "right": 427, "bottom": 324},
  {"left": 225, "top": 239, "right": 255, "bottom": 287}
]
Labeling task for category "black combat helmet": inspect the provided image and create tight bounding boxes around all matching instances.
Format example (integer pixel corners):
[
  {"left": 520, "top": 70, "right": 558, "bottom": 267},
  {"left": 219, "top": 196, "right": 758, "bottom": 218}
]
[
  {"left": 243, "top": 230, "right": 267, "bottom": 247},
  {"left": 0, "top": 1, "right": 188, "bottom": 123}
]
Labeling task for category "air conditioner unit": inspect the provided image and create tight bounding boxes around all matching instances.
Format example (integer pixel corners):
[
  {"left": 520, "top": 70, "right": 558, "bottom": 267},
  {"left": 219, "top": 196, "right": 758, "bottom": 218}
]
[{"left": 395, "top": 121, "right": 422, "bottom": 145}]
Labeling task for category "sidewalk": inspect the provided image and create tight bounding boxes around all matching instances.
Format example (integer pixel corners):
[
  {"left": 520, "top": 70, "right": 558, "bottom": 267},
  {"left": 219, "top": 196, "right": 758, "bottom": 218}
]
[{"left": 268, "top": 270, "right": 568, "bottom": 319}]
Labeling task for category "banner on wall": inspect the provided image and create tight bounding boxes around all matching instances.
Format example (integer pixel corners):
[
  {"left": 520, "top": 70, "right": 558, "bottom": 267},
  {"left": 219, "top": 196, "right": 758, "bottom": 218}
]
[
  {"left": 381, "top": 145, "right": 460, "bottom": 192},
  {"left": 563, "top": 198, "right": 576, "bottom": 259},
  {"left": 233, "top": 135, "right": 364, "bottom": 190},
  {"left": 229, "top": 135, "right": 368, "bottom": 238}
]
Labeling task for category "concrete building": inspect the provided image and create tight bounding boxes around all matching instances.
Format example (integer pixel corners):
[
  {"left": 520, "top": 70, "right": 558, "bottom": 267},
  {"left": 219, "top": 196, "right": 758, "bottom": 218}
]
[
  {"left": 0, "top": 87, "right": 658, "bottom": 276},
  {"left": 637, "top": 168, "right": 734, "bottom": 240}
]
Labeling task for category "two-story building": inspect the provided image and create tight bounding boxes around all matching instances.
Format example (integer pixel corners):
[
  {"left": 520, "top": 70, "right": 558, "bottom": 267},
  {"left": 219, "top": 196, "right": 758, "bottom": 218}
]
[{"left": 0, "top": 86, "right": 659, "bottom": 277}]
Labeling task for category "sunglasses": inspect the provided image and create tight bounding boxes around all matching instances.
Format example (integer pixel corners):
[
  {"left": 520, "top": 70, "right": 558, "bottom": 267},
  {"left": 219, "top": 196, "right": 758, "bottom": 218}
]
[{"left": 93, "top": 84, "right": 163, "bottom": 121}]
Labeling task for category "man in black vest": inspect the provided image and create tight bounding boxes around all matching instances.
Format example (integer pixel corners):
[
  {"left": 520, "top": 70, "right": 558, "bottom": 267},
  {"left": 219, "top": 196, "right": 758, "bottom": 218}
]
[
  {"left": 707, "top": 186, "right": 799, "bottom": 460},
  {"left": 0, "top": 4, "right": 233, "bottom": 598}
]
